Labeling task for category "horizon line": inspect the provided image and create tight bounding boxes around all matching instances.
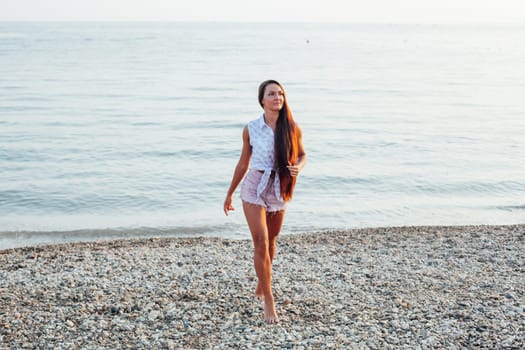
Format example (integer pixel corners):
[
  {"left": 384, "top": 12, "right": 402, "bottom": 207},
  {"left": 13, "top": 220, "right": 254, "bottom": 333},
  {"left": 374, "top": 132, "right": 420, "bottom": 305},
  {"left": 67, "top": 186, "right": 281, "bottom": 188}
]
[{"left": 1, "top": 19, "right": 524, "bottom": 26}]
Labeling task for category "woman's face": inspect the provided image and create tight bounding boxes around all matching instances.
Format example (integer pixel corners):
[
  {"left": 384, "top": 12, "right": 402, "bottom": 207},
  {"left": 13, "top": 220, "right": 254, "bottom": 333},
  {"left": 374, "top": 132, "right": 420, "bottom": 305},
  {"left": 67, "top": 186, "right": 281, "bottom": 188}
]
[{"left": 261, "top": 83, "right": 284, "bottom": 111}]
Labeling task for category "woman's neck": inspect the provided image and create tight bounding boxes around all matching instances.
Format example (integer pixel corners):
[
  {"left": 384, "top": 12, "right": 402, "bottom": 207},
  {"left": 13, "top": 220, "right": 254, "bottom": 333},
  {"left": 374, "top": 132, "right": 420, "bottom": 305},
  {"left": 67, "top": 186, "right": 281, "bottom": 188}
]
[{"left": 263, "top": 110, "right": 279, "bottom": 128}]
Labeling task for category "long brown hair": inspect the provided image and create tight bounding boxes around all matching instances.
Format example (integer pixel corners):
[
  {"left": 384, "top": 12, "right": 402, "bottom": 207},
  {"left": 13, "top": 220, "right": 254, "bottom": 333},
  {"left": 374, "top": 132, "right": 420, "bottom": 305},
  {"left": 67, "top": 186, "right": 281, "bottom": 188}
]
[{"left": 258, "top": 80, "right": 299, "bottom": 201}]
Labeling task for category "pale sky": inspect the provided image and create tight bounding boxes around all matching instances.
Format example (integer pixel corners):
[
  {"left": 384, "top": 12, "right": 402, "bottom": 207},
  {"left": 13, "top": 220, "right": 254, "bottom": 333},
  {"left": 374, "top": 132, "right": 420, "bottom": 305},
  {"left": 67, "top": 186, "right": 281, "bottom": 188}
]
[{"left": 2, "top": 0, "right": 524, "bottom": 24}]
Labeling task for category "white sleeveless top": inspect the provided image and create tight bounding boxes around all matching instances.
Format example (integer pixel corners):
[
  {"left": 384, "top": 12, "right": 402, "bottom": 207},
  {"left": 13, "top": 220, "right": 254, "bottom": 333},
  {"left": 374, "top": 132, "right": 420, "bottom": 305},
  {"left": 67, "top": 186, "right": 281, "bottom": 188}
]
[{"left": 247, "top": 115, "right": 283, "bottom": 202}]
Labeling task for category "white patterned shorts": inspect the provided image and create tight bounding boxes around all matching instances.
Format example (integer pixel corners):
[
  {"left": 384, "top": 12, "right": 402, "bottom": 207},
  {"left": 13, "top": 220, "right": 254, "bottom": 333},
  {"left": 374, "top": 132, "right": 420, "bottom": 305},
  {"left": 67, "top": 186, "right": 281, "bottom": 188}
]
[{"left": 240, "top": 169, "right": 287, "bottom": 212}]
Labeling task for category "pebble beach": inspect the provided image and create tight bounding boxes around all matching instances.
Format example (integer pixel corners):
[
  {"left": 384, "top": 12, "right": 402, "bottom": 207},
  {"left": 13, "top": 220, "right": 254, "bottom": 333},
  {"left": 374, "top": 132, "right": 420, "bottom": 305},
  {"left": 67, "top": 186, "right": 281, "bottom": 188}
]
[{"left": 1, "top": 225, "right": 524, "bottom": 349}]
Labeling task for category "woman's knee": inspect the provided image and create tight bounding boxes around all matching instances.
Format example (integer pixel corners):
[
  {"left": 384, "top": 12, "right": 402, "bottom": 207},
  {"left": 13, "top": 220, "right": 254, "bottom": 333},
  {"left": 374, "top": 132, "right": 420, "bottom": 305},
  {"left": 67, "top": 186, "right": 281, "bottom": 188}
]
[{"left": 252, "top": 235, "right": 269, "bottom": 254}]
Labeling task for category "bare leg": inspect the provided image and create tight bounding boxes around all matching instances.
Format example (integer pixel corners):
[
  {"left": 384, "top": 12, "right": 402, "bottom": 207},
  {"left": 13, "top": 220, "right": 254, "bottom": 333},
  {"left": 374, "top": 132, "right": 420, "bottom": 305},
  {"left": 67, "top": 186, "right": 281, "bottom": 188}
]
[
  {"left": 255, "top": 210, "right": 285, "bottom": 299},
  {"left": 267, "top": 210, "right": 285, "bottom": 262},
  {"left": 243, "top": 202, "right": 279, "bottom": 324}
]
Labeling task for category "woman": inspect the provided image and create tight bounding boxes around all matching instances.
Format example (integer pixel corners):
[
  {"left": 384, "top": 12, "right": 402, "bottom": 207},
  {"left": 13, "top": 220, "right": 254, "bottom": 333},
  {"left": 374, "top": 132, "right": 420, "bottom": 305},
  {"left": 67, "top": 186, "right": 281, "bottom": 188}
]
[{"left": 223, "top": 80, "right": 306, "bottom": 324}]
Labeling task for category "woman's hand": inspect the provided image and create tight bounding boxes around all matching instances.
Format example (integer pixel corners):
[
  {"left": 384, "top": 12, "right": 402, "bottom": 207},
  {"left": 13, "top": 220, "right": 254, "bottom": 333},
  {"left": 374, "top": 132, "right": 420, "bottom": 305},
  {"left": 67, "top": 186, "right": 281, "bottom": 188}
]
[
  {"left": 287, "top": 164, "right": 300, "bottom": 177},
  {"left": 224, "top": 195, "right": 235, "bottom": 216}
]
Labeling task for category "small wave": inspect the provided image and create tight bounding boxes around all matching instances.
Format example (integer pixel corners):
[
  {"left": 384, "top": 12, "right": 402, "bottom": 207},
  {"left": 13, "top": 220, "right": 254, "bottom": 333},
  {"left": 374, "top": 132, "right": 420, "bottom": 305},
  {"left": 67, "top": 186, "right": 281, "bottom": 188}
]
[
  {"left": 497, "top": 205, "right": 525, "bottom": 211},
  {"left": 303, "top": 175, "right": 382, "bottom": 190},
  {"left": 0, "top": 106, "right": 47, "bottom": 112},
  {"left": 0, "top": 223, "right": 246, "bottom": 250},
  {"left": 427, "top": 181, "right": 525, "bottom": 195},
  {"left": 130, "top": 121, "right": 162, "bottom": 126}
]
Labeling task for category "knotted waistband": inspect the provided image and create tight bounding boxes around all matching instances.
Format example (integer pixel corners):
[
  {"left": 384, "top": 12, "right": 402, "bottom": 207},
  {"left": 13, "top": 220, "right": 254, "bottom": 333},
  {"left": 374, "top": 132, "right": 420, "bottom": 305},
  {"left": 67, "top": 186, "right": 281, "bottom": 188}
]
[{"left": 250, "top": 168, "right": 283, "bottom": 203}]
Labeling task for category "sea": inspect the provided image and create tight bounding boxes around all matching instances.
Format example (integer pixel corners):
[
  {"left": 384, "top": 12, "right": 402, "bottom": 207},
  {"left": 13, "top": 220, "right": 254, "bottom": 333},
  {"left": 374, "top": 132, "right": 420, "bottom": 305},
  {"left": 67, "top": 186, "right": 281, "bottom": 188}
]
[{"left": 1, "top": 22, "right": 524, "bottom": 249}]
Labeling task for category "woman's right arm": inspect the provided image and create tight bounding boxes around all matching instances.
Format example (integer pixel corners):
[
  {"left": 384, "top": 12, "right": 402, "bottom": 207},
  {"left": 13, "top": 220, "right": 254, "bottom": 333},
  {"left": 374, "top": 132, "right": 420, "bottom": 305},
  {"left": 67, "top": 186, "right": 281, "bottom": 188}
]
[{"left": 224, "top": 126, "right": 251, "bottom": 216}]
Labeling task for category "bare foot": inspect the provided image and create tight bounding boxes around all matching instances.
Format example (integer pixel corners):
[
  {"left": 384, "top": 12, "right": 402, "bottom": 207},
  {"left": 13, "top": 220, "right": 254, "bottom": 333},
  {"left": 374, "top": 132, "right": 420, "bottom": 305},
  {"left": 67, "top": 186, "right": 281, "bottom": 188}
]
[{"left": 264, "top": 299, "right": 279, "bottom": 324}]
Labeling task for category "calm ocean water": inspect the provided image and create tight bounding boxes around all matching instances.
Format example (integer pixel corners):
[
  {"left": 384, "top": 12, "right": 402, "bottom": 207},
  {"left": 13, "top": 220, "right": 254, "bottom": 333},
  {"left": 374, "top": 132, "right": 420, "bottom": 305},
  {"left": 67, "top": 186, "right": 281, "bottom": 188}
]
[{"left": 1, "top": 22, "right": 524, "bottom": 248}]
